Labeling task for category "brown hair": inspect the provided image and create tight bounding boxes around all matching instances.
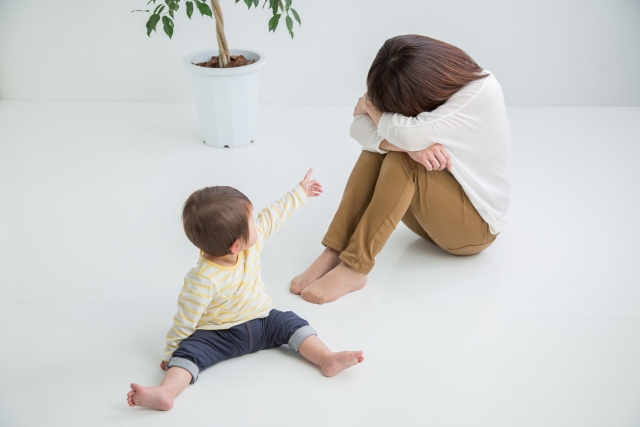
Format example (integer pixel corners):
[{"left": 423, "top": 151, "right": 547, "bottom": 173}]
[
  {"left": 182, "top": 186, "right": 252, "bottom": 257},
  {"left": 367, "top": 34, "right": 488, "bottom": 117}
]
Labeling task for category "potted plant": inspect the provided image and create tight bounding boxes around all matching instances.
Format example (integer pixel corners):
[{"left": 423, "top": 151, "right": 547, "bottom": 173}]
[{"left": 133, "top": 0, "right": 302, "bottom": 148}]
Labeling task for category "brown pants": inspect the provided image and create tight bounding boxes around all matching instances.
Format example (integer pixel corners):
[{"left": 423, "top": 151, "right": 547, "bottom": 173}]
[{"left": 322, "top": 151, "right": 497, "bottom": 274}]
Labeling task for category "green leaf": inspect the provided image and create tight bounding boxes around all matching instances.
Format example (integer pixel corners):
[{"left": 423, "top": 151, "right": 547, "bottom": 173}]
[
  {"left": 167, "top": 0, "right": 179, "bottom": 11},
  {"left": 162, "top": 15, "right": 174, "bottom": 38},
  {"left": 131, "top": 9, "right": 150, "bottom": 13},
  {"left": 146, "top": 13, "right": 161, "bottom": 36},
  {"left": 269, "top": 0, "right": 278, "bottom": 14},
  {"left": 290, "top": 7, "right": 300, "bottom": 24},
  {"left": 286, "top": 15, "right": 293, "bottom": 39},
  {"left": 169, "top": 9, "right": 174, "bottom": 18},
  {"left": 285, "top": 0, "right": 291, "bottom": 7},
  {"left": 268, "top": 13, "right": 281, "bottom": 31},
  {"left": 186, "top": 1, "right": 194, "bottom": 18},
  {"left": 254, "top": 0, "right": 259, "bottom": 6},
  {"left": 196, "top": 1, "right": 213, "bottom": 17},
  {"left": 147, "top": 0, "right": 155, "bottom": 4},
  {"left": 153, "top": 4, "right": 165, "bottom": 13},
  {"left": 244, "top": 0, "right": 253, "bottom": 8}
]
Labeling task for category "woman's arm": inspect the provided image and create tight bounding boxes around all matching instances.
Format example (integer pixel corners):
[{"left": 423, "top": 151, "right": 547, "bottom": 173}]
[{"left": 368, "top": 99, "right": 452, "bottom": 171}]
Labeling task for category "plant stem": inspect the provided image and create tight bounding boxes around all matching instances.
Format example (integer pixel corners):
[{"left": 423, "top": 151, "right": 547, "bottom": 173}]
[{"left": 211, "top": 0, "right": 229, "bottom": 67}]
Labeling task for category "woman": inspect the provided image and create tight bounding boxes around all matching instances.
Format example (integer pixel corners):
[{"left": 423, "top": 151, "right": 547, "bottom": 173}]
[{"left": 292, "top": 34, "right": 511, "bottom": 304}]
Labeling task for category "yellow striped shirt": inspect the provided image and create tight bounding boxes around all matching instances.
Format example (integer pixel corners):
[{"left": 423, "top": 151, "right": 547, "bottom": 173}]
[{"left": 163, "top": 185, "right": 308, "bottom": 361}]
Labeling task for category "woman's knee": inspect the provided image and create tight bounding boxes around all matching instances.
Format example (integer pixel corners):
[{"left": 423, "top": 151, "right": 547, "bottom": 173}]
[{"left": 381, "top": 151, "right": 414, "bottom": 176}]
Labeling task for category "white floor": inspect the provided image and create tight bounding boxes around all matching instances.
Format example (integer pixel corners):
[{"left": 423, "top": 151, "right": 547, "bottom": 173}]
[{"left": 1, "top": 101, "right": 639, "bottom": 427}]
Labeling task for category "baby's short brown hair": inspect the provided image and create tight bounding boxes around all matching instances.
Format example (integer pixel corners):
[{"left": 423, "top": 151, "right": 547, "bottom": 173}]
[{"left": 182, "top": 186, "right": 252, "bottom": 257}]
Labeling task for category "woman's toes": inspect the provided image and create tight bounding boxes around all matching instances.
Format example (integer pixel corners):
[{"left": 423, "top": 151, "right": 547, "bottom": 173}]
[
  {"left": 301, "top": 287, "right": 327, "bottom": 305},
  {"left": 290, "top": 276, "right": 304, "bottom": 294}
]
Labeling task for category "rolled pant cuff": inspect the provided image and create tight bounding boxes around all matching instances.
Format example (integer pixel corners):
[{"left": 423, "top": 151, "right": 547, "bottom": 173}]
[
  {"left": 321, "top": 237, "right": 344, "bottom": 253},
  {"left": 339, "top": 252, "right": 373, "bottom": 275},
  {"left": 288, "top": 325, "right": 317, "bottom": 352},
  {"left": 167, "top": 357, "right": 199, "bottom": 384}
]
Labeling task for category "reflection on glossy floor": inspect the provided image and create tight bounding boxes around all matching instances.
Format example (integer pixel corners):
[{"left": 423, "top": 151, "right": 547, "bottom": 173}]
[{"left": 1, "top": 102, "right": 639, "bottom": 426}]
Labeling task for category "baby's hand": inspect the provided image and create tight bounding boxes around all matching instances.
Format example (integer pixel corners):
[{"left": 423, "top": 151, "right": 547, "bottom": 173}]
[
  {"left": 408, "top": 144, "right": 452, "bottom": 171},
  {"left": 300, "top": 169, "right": 323, "bottom": 197},
  {"left": 160, "top": 360, "right": 168, "bottom": 370}
]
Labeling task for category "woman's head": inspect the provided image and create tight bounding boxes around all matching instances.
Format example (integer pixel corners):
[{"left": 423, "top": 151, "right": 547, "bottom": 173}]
[{"left": 367, "top": 35, "right": 487, "bottom": 117}]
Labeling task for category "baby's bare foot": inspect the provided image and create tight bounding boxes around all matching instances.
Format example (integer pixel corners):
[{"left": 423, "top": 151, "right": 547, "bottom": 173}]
[
  {"left": 301, "top": 262, "right": 367, "bottom": 304},
  {"left": 127, "top": 383, "right": 174, "bottom": 411},
  {"left": 290, "top": 247, "right": 341, "bottom": 294},
  {"left": 321, "top": 351, "right": 364, "bottom": 377}
]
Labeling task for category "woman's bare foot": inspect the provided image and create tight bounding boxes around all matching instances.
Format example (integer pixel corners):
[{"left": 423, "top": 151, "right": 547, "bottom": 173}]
[
  {"left": 321, "top": 351, "right": 365, "bottom": 377},
  {"left": 300, "top": 262, "right": 367, "bottom": 304},
  {"left": 126, "top": 383, "right": 174, "bottom": 411},
  {"left": 290, "top": 247, "right": 341, "bottom": 294}
]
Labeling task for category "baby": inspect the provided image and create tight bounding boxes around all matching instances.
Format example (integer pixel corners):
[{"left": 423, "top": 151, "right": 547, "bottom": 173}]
[{"left": 127, "top": 170, "right": 364, "bottom": 410}]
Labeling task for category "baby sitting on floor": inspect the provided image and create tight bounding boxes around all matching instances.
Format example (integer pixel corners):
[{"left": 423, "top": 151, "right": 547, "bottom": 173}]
[{"left": 127, "top": 170, "right": 364, "bottom": 410}]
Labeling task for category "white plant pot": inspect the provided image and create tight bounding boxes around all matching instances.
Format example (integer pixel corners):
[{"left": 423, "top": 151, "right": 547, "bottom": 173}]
[{"left": 184, "top": 49, "right": 266, "bottom": 148}]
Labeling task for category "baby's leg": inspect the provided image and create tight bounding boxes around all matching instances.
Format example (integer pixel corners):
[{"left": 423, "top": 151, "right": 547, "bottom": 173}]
[
  {"left": 127, "top": 367, "right": 191, "bottom": 410},
  {"left": 264, "top": 310, "right": 364, "bottom": 377},
  {"left": 298, "top": 335, "right": 364, "bottom": 377},
  {"left": 127, "top": 327, "right": 250, "bottom": 410}
]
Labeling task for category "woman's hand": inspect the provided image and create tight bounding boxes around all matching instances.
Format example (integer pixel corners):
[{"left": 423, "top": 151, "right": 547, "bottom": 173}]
[
  {"left": 160, "top": 360, "right": 168, "bottom": 370},
  {"left": 353, "top": 93, "right": 369, "bottom": 117},
  {"left": 300, "top": 169, "right": 323, "bottom": 197},
  {"left": 364, "top": 95, "right": 383, "bottom": 126},
  {"left": 408, "top": 144, "right": 452, "bottom": 171}
]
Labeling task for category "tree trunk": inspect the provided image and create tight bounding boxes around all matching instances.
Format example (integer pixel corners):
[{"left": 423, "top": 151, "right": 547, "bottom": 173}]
[{"left": 210, "top": 0, "right": 229, "bottom": 67}]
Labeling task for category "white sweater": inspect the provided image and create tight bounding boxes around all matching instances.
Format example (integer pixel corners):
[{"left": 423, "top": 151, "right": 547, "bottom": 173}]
[{"left": 349, "top": 71, "right": 511, "bottom": 235}]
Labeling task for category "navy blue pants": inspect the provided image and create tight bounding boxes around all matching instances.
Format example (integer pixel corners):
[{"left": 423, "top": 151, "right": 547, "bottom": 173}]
[{"left": 167, "top": 309, "right": 316, "bottom": 383}]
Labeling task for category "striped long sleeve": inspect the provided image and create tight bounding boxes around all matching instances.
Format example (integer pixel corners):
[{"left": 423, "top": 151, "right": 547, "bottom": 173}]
[
  {"left": 162, "top": 273, "right": 216, "bottom": 361},
  {"left": 255, "top": 184, "right": 308, "bottom": 244}
]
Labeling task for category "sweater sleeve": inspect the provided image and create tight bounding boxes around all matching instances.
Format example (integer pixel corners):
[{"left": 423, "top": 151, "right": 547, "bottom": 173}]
[
  {"left": 376, "top": 111, "right": 450, "bottom": 152},
  {"left": 255, "top": 184, "right": 308, "bottom": 245},
  {"left": 376, "top": 75, "right": 488, "bottom": 152},
  {"left": 162, "top": 272, "right": 216, "bottom": 361},
  {"left": 349, "top": 115, "right": 388, "bottom": 154}
]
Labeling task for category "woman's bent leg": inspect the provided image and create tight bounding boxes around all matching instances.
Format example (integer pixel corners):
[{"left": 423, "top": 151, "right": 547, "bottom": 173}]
[
  {"left": 322, "top": 151, "right": 386, "bottom": 251},
  {"left": 337, "top": 152, "right": 419, "bottom": 274},
  {"left": 401, "top": 208, "right": 435, "bottom": 243},
  {"left": 407, "top": 168, "right": 495, "bottom": 256},
  {"left": 291, "top": 151, "right": 385, "bottom": 294},
  {"left": 301, "top": 152, "right": 417, "bottom": 304},
  {"left": 302, "top": 152, "right": 497, "bottom": 304}
]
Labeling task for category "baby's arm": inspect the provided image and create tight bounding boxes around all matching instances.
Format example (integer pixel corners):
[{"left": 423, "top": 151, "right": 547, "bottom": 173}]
[
  {"left": 255, "top": 170, "right": 322, "bottom": 243},
  {"left": 161, "top": 272, "right": 215, "bottom": 365}
]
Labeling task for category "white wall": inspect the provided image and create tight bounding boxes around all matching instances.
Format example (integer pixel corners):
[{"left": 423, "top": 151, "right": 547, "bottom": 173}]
[{"left": 0, "top": 0, "right": 639, "bottom": 106}]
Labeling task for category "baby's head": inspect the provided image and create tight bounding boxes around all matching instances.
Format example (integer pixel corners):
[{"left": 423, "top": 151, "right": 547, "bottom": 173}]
[{"left": 182, "top": 186, "right": 258, "bottom": 257}]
